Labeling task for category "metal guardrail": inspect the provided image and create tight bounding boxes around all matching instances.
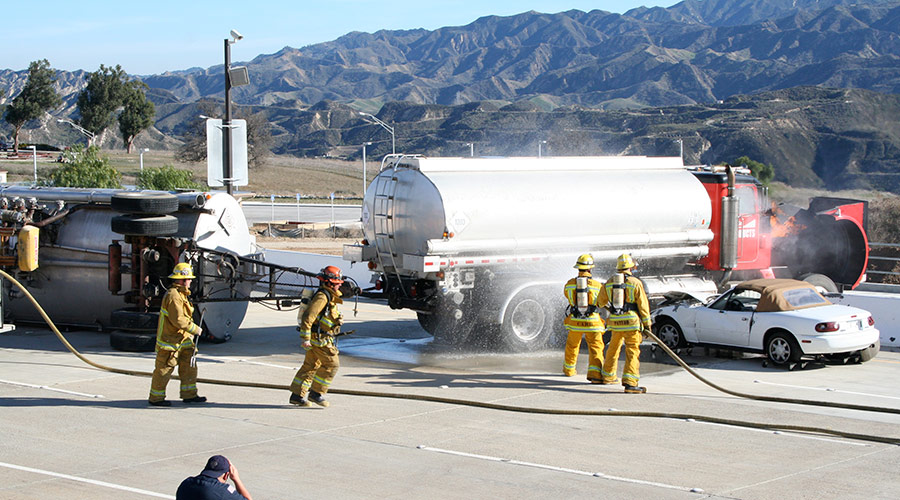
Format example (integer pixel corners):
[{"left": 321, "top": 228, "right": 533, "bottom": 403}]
[{"left": 867, "top": 242, "right": 900, "bottom": 277}]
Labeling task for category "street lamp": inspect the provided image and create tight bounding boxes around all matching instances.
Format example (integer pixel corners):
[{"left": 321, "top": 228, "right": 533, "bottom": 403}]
[
  {"left": 223, "top": 29, "right": 248, "bottom": 196},
  {"left": 538, "top": 140, "right": 547, "bottom": 157},
  {"left": 30, "top": 145, "right": 37, "bottom": 185},
  {"left": 465, "top": 142, "right": 474, "bottom": 157},
  {"left": 57, "top": 118, "right": 94, "bottom": 146},
  {"left": 139, "top": 148, "right": 150, "bottom": 173},
  {"left": 362, "top": 141, "right": 372, "bottom": 198},
  {"left": 359, "top": 112, "right": 395, "bottom": 154}
]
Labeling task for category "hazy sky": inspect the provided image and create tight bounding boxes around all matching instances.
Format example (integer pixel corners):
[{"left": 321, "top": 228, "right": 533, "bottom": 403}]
[{"left": 7, "top": 0, "right": 676, "bottom": 75}]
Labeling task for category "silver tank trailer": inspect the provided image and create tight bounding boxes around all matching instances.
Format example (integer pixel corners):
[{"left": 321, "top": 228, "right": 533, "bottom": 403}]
[
  {"left": 352, "top": 155, "right": 716, "bottom": 350},
  {"left": 0, "top": 187, "right": 256, "bottom": 340}
]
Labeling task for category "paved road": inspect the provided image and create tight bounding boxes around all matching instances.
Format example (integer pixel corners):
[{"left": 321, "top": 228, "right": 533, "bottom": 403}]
[
  {"left": 1, "top": 301, "right": 899, "bottom": 499},
  {"left": 242, "top": 201, "right": 361, "bottom": 225}
]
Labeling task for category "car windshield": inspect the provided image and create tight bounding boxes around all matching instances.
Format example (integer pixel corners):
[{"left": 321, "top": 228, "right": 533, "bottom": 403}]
[{"left": 781, "top": 287, "right": 829, "bottom": 308}]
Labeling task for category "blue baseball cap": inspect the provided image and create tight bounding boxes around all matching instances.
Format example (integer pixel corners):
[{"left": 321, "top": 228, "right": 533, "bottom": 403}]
[{"left": 200, "top": 455, "right": 230, "bottom": 477}]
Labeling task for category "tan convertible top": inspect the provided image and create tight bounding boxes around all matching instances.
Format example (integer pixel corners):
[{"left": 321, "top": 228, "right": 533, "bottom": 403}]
[{"left": 736, "top": 279, "right": 831, "bottom": 312}]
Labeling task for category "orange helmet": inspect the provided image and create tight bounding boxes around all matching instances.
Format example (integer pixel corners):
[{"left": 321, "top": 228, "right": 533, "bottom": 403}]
[{"left": 318, "top": 265, "right": 344, "bottom": 285}]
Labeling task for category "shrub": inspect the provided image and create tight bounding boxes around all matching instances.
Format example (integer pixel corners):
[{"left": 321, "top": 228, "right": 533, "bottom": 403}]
[
  {"left": 138, "top": 165, "right": 203, "bottom": 191},
  {"left": 46, "top": 145, "right": 121, "bottom": 188}
]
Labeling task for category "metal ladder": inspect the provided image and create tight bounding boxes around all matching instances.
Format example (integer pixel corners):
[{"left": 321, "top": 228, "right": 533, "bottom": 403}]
[{"left": 371, "top": 162, "right": 406, "bottom": 296}]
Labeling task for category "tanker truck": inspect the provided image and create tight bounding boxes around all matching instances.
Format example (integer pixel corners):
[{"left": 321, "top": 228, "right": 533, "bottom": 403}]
[
  {"left": 342, "top": 155, "right": 869, "bottom": 351},
  {"left": 0, "top": 186, "right": 333, "bottom": 351}
]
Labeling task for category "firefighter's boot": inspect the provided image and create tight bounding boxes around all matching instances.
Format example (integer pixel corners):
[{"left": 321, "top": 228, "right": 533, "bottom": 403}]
[
  {"left": 183, "top": 396, "right": 207, "bottom": 404},
  {"left": 148, "top": 399, "right": 172, "bottom": 407},
  {"left": 624, "top": 385, "right": 647, "bottom": 394},
  {"left": 309, "top": 391, "right": 330, "bottom": 407},
  {"left": 289, "top": 393, "right": 311, "bottom": 407}
]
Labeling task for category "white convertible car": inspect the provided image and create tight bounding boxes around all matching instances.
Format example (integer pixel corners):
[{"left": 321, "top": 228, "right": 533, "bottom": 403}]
[{"left": 651, "top": 278, "right": 880, "bottom": 366}]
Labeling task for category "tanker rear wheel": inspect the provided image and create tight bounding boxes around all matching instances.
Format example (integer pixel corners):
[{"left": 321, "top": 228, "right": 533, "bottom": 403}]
[
  {"left": 498, "top": 288, "right": 558, "bottom": 352},
  {"left": 800, "top": 273, "right": 838, "bottom": 293},
  {"left": 419, "top": 311, "right": 475, "bottom": 347},
  {"left": 110, "top": 192, "right": 178, "bottom": 214}
]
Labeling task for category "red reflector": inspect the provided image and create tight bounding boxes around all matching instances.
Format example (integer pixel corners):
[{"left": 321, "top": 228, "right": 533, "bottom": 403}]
[
  {"left": 801, "top": 340, "right": 812, "bottom": 343},
  {"left": 410, "top": 286, "right": 417, "bottom": 297},
  {"left": 435, "top": 271, "right": 445, "bottom": 279},
  {"left": 868, "top": 316, "right": 875, "bottom": 326},
  {"left": 367, "top": 261, "right": 377, "bottom": 270},
  {"left": 374, "top": 280, "right": 382, "bottom": 290}
]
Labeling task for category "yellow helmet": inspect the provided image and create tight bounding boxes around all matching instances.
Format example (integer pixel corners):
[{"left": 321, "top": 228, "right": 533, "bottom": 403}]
[
  {"left": 616, "top": 253, "right": 635, "bottom": 271},
  {"left": 169, "top": 262, "right": 196, "bottom": 280},
  {"left": 574, "top": 253, "right": 594, "bottom": 270}
]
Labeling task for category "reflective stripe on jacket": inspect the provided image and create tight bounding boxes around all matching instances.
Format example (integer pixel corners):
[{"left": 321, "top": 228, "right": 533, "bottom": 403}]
[
  {"left": 595, "top": 272, "right": 651, "bottom": 332},
  {"left": 298, "top": 287, "right": 344, "bottom": 346},
  {"left": 156, "top": 284, "right": 200, "bottom": 352}
]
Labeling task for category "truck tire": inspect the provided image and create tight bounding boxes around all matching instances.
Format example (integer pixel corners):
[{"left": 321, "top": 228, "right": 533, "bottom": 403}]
[
  {"left": 110, "top": 192, "right": 178, "bottom": 214},
  {"left": 110, "top": 308, "right": 159, "bottom": 331},
  {"left": 800, "top": 273, "right": 838, "bottom": 293},
  {"left": 110, "top": 330, "right": 156, "bottom": 352},
  {"left": 111, "top": 214, "right": 178, "bottom": 236},
  {"left": 418, "top": 311, "right": 475, "bottom": 347},
  {"left": 498, "top": 288, "right": 557, "bottom": 352}
]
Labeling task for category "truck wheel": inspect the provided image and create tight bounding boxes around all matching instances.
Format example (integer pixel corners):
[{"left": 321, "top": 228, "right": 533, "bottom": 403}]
[
  {"left": 859, "top": 340, "right": 880, "bottom": 362},
  {"left": 419, "top": 311, "right": 475, "bottom": 347},
  {"left": 766, "top": 330, "right": 801, "bottom": 366},
  {"left": 110, "top": 330, "right": 156, "bottom": 352},
  {"left": 498, "top": 289, "right": 555, "bottom": 352},
  {"left": 111, "top": 214, "right": 178, "bottom": 236},
  {"left": 110, "top": 308, "right": 159, "bottom": 331},
  {"left": 110, "top": 192, "right": 178, "bottom": 214},
  {"left": 800, "top": 273, "right": 838, "bottom": 293}
]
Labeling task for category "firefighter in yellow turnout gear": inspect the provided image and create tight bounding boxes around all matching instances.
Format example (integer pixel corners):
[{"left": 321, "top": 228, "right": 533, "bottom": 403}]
[
  {"left": 290, "top": 266, "right": 345, "bottom": 408},
  {"left": 595, "top": 253, "right": 651, "bottom": 393},
  {"left": 148, "top": 263, "right": 207, "bottom": 406},
  {"left": 562, "top": 254, "right": 605, "bottom": 381}
]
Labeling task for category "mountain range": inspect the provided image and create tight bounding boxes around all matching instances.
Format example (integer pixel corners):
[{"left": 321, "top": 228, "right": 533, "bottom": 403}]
[{"left": 1, "top": 0, "right": 899, "bottom": 192}]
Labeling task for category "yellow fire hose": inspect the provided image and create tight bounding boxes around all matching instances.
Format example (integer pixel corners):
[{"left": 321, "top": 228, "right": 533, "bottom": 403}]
[{"left": 3, "top": 269, "right": 899, "bottom": 446}]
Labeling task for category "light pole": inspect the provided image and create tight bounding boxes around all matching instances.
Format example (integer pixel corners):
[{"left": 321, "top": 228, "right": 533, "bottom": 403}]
[
  {"left": 359, "top": 112, "right": 395, "bottom": 154},
  {"left": 362, "top": 141, "right": 372, "bottom": 197},
  {"left": 30, "top": 145, "right": 37, "bottom": 185},
  {"left": 538, "top": 140, "right": 547, "bottom": 157},
  {"left": 139, "top": 148, "right": 150, "bottom": 173},
  {"left": 465, "top": 142, "right": 474, "bottom": 157},
  {"left": 674, "top": 139, "right": 683, "bottom": 160},
  {"left": 222, "top": 30, "right": 244, "bottom": 196},
  {"left": 57, "top": 118, "right": 94, "bottom": 146}
]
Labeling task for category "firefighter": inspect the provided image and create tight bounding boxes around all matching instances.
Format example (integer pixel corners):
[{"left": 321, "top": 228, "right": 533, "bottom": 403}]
[
  {"left": 562, "top": 254, "right": 605, "bottom": 381},
  {"left": 596, "top": 253, "right": 651, "bottom": 393},
  {"left": 148, "top": 263, "right": 207, "bottom": 406},
  {"left": 289, "top": 265, "right": 345, "bottom": 408}
]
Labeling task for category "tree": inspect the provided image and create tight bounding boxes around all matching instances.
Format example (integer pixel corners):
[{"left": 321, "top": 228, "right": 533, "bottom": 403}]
[
  {"left": 118, "top": 81, "right": 155, "bottom": 153},
  {"left": 76, "top": 64, "right": 130, "bottom": 145},
  {"left": 731, "top": 155, "right": 775, "bottom": 185},
  {"left": 138, "top": 165, "right": 202, "bottom": 191},
  {"left": 47, "top": 145, "right": 121, "bottom": 188},
  {"left": 3, "top": 59, "right": 61, "bottom": 151}
]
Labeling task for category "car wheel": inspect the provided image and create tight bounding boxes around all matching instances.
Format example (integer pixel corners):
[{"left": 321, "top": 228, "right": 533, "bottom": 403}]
[
  {"left": 859, "top": 339, "right": 880, "bottom": 362},
  {"left": 766, "top": 331, "right": 801, "bottom": 366},
  {"left": 655, "top": 317, "right": 686, "bottom": 349}
]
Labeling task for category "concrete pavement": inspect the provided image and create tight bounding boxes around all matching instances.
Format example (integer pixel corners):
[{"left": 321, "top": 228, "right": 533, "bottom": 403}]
[{"left": 1, "top": 299, "right": 899, "bottom": 499}]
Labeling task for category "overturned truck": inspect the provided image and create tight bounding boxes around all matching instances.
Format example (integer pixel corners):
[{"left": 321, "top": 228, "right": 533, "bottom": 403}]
[
  {"left": 0, "top": 186, "right": 333, "bottom": 351},
  {"left": 344, "top": 155, "right": 869, "bottom": 351}
]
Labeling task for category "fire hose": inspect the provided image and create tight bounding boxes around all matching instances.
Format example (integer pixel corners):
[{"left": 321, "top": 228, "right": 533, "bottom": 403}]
[{"left": 3, "top": 269, "right": 899, "bottom": 446}]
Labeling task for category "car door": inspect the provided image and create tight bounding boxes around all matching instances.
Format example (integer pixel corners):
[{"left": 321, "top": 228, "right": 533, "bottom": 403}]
[{"left": 695, "top": 289, "right": 759, "bottom": 347}]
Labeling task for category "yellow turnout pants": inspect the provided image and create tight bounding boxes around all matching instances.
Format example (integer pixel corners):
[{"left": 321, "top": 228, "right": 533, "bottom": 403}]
[
  {"left": 291, "top": 344, "right": 340, "bottom": 396},
  {"left": 601, "top": 330, "right": 642, "bottom": 386},
  {"left": 564, "top": 328, "right": 604, "bottom": 379},
  {"left": 149, "top": 348, "right": 198, "bottom": 402}
]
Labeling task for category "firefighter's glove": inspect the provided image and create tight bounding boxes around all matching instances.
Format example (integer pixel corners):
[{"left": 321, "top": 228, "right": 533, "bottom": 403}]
[
  {"left": 641, "top": 328, "right": 652, "bottom": 340},
  {"left": 302, "top": 340, "right": 312, "bottom": 352}
]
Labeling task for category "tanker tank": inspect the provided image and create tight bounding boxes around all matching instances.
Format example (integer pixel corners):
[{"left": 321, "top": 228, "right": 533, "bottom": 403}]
[{"left": 0, "top": 186, "right": 257, "bottom": 343}]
